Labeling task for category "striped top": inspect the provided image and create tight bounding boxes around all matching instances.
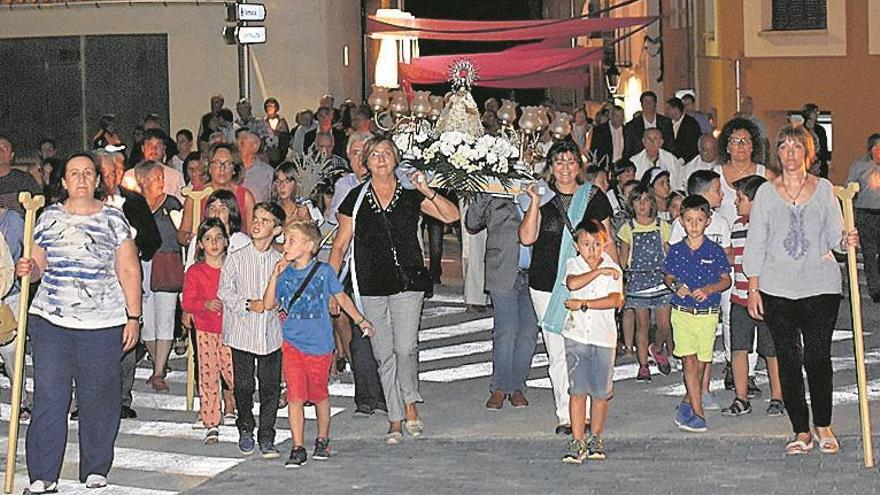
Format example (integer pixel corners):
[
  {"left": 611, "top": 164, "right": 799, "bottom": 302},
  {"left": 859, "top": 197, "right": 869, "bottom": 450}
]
[
  {"left": 30, "top": 204, "right": 132, "bottom": 329},
  {"left": 218, "top": 241, "right": 282, "bottom": 354},
  {"left": 730, "top": 215, "right": 750, "bottom": 306}
]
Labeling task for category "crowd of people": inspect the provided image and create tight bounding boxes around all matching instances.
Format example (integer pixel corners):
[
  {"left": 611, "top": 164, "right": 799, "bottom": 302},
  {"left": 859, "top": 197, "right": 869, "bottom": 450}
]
[{"left": 0, "top": 86, "right": 871, "bottom": 490}]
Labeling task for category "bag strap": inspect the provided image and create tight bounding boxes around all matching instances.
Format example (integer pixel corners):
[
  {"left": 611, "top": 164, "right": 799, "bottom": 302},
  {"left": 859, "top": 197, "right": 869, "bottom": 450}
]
[
  {"left": 372, "top": 188, "right": 404, "bottom": 269},
  {"left": 551, "top": 185, "right": 597, "bottom": 238},
  {"left": 282, "top": 261, "right": 322, "bottom": 315}
]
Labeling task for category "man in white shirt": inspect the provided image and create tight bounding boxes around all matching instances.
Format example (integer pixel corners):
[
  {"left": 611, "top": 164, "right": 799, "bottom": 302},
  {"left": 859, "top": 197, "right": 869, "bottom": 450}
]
[
  {"left": 677, "top": 135, "right": 719, "bottom": 192},
  {"left": 631, "top": 128, "right": 683, "bottom": 187},
  {"left": 236, "top": 128, "right": 274, "bottom": 203}
]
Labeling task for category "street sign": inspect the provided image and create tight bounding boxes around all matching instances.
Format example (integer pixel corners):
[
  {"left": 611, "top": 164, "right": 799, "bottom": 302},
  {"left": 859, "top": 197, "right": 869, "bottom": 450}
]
[
  {"left": 236, "top": 26, "right": 267, "bottom": 44},
  {"left": 226, "top": 3, "right": 266, "bottom": 22}
]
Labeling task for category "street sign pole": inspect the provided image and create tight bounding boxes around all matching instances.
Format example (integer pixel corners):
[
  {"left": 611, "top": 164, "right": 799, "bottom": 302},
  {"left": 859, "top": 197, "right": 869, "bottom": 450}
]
[{"left": 238, "top": 0, "right": 250, "bottom": 101}]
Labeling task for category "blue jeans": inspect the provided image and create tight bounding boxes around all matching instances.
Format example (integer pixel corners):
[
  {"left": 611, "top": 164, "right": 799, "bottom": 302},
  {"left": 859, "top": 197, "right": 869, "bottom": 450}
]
[
  {"left": 27, "top": 316, "right": 123, "bottom": 483},
  {"left": 488, "top": 271, "right": 538, "bottom": 393}
]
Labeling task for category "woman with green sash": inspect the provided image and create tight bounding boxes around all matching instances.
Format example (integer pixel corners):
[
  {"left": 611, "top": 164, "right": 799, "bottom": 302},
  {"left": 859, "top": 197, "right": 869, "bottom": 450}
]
[{"left": 519, "top": 140, "right": 618, "bottom": 435}]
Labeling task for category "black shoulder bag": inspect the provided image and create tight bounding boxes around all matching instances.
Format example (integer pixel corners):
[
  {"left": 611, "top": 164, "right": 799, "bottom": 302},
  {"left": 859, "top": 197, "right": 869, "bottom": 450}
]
[
  {"left": 277, "top": 261, "right": 322, "bottom": 322},
  {"left": 375, "top": 199, "right": 433, "bottom": 294}
]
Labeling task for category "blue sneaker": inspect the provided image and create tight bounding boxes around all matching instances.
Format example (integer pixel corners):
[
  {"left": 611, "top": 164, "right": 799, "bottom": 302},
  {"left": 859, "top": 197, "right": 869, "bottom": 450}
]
[
  {"left": 674, "top": 402, "right": 693, "bottom": 428},
  {"left": 238, "top": 431, "right": 255, "bottom": 455},
  {"left": 678, "top": 413, "right": 708, "bottom": 433}
]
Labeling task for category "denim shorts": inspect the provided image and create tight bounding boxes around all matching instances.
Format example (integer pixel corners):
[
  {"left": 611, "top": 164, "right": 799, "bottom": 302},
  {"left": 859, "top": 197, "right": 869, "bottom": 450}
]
[
  {"left": 729, "top": 303, "right": 776, "bottom": 357},
  {"left": 564, "top": 339, "right": 615, "bottom": 400}
]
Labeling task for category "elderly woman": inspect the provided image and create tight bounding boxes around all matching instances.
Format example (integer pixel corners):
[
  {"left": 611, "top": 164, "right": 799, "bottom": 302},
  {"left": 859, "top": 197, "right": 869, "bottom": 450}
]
[
  {"left": 16, "top": 153, "right": 141, "bottom": 492},
  {"left": 743, "top": 125, "right": 858, "bottom": 455},
  {"left": 178, "top": 143, "right": 255, "bottom": 246},
  {"left": 519, "top": 139, "right": 617, "bottom": 435},
  {"left": 329, "top": 136, "right": 459, "bottom": 443},
  {"left": 135, "top": 160, "right": 184, "bottom": 392}
]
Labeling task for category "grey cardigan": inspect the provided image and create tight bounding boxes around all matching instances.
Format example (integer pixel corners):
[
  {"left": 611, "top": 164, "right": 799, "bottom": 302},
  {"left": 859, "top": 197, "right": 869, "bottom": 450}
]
[{"left": 742, "top": 179, "right": 843, "bottom": 299}]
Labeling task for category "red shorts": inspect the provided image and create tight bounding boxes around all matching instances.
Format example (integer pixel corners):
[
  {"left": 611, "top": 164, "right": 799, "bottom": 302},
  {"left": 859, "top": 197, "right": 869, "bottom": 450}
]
[{"left": 282, "top": 341, "right": 333, "bottom": 403}]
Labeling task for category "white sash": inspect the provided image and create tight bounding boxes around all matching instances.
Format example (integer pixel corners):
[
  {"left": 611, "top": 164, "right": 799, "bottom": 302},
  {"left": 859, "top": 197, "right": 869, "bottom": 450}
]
[{"left": 347, "top": 180, "right": 371, "bottom": 313}]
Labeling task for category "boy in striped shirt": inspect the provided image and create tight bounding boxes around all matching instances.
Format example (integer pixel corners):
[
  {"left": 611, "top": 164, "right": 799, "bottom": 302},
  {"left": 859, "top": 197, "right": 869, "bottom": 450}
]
[{"left": 722, "top": 175, "right": 785, "bottom": 417}]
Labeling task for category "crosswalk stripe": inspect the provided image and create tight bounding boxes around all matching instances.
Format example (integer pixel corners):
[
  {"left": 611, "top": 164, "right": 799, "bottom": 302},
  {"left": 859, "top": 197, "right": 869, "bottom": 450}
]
[
  {"left": 129, "top": 368, "right": 356, "bottom": 397},
  {"left": 8, "top": 475, "right": 175, "bottom": 495},
  {"left": 420, "top": 317, "right": 492, "bottom": 342},
  {"left": 130, "top": 392, "right": 346, "bottom": 419},
  {"left": 419, "top": 353, "right": 549, "bottom": 382},
  {"left": 0, "top": 437, "right": 243, "bottom": 478}
]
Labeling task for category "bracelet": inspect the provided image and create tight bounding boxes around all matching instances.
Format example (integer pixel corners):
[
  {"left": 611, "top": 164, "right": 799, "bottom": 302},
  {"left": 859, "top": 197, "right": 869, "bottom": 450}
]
[
  {"left": 748, "top": 288, "right": 760, "bottom": 294},
  {"left": 427, "top": 191, "right": 437, "bottom": 201},
  {"left": 354, "top": 317, "right": 365, "bottom": 326}
]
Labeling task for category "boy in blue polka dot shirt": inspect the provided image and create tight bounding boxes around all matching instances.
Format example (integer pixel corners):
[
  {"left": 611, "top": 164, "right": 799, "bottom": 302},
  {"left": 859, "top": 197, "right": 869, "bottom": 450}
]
[{"left": 662, "top": 195, "right": 731, "bottom": 433}]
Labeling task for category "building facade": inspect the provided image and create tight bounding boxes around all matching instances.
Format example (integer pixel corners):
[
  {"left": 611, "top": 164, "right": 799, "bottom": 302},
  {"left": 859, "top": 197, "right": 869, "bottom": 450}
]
[{"left": 0, "top": 0, "right": 363, "bottom": 159}]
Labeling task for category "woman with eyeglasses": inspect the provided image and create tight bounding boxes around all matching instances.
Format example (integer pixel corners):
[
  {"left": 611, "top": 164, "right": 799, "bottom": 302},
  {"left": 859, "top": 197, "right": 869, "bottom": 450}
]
[
  {"left": 712, "top": 117, "right": 775, "bottom": 397},
  {"left": 329, "top": 136, "right": 459, "bottom": 444},
  {"left": 271, "top": 162, "right": 313, "bottom": 225},
  {"left": 519, "top": 139, "right": 618, "bottom": 436},
  {"left": 177, "top": 143, "right": 256, "bottom": 246}
]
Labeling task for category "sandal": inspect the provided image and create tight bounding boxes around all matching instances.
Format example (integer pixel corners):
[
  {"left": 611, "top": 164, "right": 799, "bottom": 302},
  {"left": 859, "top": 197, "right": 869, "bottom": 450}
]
[
  {"left": 24, "top": 480, "right": 57, "bottom": 494},
  {"left": 151, "top": 376, "right": 169, "bottom": 392},
  {"left": 404, "top": 418, "right": 424, "bottom": 437},
  {"left": 785, "top": 437, "right": 814, "bottom": 455},
  {"left": 813, "top": 431, "right": 840, "bottom": 454},
  {"left": 385, "top": 430, "right": 403, "bottom": 445},
  {"left": 204, "top": 427, "right": 220, "bottom": 445}
]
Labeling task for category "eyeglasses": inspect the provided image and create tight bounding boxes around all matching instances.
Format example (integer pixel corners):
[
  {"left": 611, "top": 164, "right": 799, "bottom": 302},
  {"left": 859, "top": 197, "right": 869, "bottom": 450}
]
[
  {"left": 369, "top": 151, "right": 395, "bottom": 161},
  {"left": 273, "top": 178, "right": 292, "bottom": 185},
  {"left": 210, "top": 160, "right": 235, "bottom": 170},
  {"left": 729, "top": 137, "right": 752, "bottom": 147}
]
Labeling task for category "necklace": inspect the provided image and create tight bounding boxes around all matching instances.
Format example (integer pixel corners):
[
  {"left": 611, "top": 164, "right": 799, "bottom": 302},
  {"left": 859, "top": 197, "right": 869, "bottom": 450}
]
[{"left": 782, "top": 176, "right": 807, "bottom": 205}]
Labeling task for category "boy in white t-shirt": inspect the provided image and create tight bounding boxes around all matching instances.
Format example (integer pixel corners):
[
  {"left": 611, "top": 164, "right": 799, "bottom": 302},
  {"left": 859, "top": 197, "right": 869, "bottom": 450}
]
[{"left": 560, "top": 219, "right": 624, "bottom": 465}]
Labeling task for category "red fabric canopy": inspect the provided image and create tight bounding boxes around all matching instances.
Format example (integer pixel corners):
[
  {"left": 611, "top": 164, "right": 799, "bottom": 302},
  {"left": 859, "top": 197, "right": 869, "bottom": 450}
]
[
  {"left": 399, "top": 45, "right": 603, "bottom": 88},
  {"left": 368, "top": 15, "right": 655, "bottom": 42}
]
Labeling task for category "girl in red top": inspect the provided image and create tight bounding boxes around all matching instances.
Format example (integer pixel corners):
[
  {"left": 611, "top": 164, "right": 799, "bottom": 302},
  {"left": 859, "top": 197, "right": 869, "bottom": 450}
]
[{"left": 182, "top": 218, "right": 234, "bottom": 444}]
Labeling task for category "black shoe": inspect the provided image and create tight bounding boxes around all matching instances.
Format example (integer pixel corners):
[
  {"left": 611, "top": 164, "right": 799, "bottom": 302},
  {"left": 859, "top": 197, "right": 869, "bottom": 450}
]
[
  {"left": 69, "top": 408, "right": 79, "bottom": 421},
  {"left": 871, "top": 292, "right": 880, "bottom": 303},
  {"left": 313, "top": 437, "right": 331, "bottom": 460},
  {"left": 374, "top": 402, "right": 388, "bottom": 415},
  {"left": 555, "top": 424, "right": 572, "bottom": 435},
  {"left": 353, "top": 404, "right": 374, "bottom": 417},
  {"left": 121, "top": 406, "right": 138, "bottom": 419},
  {"left": 746, "top": 376, "right": 763, "bottom": 399},
  {"left": 723, "top": 361, "right": 734, "bottom": 391},
  {"left": 285, "top": 446, "right": 308, "bottom": 468}
]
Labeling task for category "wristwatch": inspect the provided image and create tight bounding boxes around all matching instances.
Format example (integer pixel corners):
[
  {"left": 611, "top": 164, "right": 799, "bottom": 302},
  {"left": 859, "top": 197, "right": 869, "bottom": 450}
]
[
  {"left": 127, "top": 314, "right": 143, "bottom": 325},
  {"left": 580, "top": 301, "right": 589, "bottom": 312}
]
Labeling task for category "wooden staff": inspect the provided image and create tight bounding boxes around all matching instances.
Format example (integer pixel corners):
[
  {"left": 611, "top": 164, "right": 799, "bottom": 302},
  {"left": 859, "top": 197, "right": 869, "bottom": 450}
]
[
  {"left": 4, "top": 192, "right": 44, "bottom": 494},
  {"left": 834, "top": 182, "right": 874, "bottom": 468},
  {"left": 181, "top": 186, "right": 213, "bottom": 412}
]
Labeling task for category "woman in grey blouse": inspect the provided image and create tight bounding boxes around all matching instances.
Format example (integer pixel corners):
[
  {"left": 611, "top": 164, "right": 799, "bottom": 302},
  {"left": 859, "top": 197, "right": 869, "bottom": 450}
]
[{"left": 743, "top": 125, "right": 858, "bottom": 456}]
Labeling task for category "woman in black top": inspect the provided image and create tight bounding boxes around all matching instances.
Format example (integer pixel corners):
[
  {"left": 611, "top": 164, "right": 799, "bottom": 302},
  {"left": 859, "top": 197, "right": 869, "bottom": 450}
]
[
  {"left": 519, "top": 140, "right": 617, "bottom": 434},
  {"left": 330, "top": 136, "right": 459, "bottom": 444}
]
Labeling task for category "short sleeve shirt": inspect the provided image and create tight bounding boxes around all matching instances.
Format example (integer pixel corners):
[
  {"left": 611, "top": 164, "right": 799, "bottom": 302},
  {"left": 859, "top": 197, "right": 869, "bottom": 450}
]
[
  {"left": 338, "top": 182, "right": 425, "bottom": 296},
  {"left": 662, "top": 238, "right": 730, "bottom": 310},
  {"left": 616, "top": 219, "right": 671, "bottom": 266},
  {"left": 276, "top": 261, "right": 343, "bottom": 355},
  {"left": 563, "top": 254, "right": 623, "bottom": 348},
  {"left": 0, "top": 169, "right": 41, "bottom": 218},
  {"left": 529, "top": 186, "right": 613, "bottom": 292},
  {"left": 30, "top": 204, "right": 132, "bottom": 329}
]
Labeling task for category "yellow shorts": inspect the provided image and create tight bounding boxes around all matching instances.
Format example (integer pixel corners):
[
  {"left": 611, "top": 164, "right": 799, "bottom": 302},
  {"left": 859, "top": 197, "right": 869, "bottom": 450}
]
[{"left": 671, "top": 308, "right": 719, "bottom": 363}]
